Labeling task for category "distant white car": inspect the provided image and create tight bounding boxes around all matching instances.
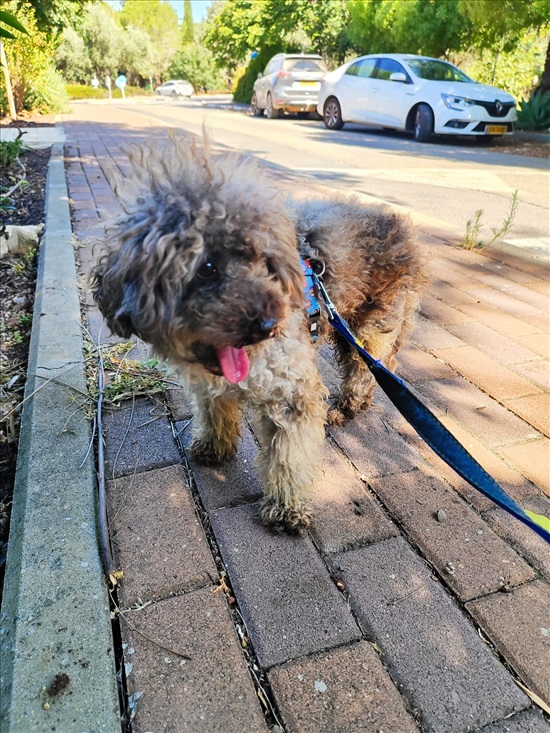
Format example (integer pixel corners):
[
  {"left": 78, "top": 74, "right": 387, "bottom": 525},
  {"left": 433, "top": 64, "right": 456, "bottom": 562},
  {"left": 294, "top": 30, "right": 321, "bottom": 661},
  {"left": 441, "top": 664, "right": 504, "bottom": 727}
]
[
  {"left": 156, "top": 80, "right": 194, "bottom": 98},
  {"left": 318, "top": 54, "right": 517, "bottom": 142}
]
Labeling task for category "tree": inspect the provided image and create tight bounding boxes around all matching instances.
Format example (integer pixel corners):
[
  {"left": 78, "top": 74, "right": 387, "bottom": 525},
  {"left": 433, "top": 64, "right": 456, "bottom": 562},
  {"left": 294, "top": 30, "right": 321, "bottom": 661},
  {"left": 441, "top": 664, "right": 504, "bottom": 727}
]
[
  {"left": 120, "top": 0, "right": 179, "bottom": 80},
  {"left": 204, "top": 0, "right": 266, "bottom": 72},
  {"left": 168, "top": 42, "right": 225, "bottom": 91},
  {"left": 347, "top": 0, "right": 471, "bottom": 58},
  {"left": 0, "top": 1, "right": 63, "bottom": 114},
  {"left": 181, "top": 0, "right": 194, "bottom": 44},
  {"left": 460, "top": 0, "right": 550, "bottom": 94},
  {"left": 14, "top": 0, "right": 86, "bottom": 41},
  {"left": 0, "top": 8, "right": 28, "bottom": 116}
]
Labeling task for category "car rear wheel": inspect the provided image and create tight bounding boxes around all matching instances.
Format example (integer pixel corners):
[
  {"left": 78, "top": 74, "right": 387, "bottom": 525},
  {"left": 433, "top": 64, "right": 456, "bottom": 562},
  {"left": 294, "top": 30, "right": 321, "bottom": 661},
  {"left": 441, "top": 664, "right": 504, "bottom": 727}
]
[
  {"left": 251, "top": 92, "right": 264, "bottom": 117},
  {"left": 323, "top": 97, "right": 344, "bottom": 130},
  {"left": 266, "top": 93, "right": 280, "bottom": 119},
  {"left": 414, "top": 104, "right": 433, "bottom": 142}
]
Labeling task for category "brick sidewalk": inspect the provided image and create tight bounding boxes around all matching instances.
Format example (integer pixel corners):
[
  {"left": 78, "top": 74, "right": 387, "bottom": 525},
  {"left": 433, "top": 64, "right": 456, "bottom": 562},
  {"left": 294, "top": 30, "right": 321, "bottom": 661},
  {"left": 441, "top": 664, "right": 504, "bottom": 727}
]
[{"left": 62, "top": 105, "right": 550, "bottom": 733}]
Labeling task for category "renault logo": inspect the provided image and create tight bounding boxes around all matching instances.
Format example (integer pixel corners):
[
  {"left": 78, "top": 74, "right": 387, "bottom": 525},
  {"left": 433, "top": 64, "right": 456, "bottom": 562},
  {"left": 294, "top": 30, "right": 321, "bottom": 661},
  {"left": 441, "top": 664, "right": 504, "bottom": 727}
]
[{"left": 495, "top": 100, "right": 503, "bottom": 112}]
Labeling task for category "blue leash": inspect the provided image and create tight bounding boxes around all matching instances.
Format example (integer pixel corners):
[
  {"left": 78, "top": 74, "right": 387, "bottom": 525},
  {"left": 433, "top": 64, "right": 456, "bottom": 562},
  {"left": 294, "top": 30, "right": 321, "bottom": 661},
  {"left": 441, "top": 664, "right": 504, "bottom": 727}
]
[{"left": 310, "top": 268, "right": 550, "bottom": 545}]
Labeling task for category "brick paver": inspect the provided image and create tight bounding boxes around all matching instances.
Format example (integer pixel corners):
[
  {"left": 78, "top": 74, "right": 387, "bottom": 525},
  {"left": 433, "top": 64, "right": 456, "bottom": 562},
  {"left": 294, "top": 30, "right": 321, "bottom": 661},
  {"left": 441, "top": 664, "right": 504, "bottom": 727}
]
[
  {"left": 103, "top": 395, "right": 181, "bottom": 478},
  {"left": 447, "top": 321, "right": 540, "bottom": 364},
  {"left": 414, "top": 376, "right": 540, "bottom": 447},
  {"left": 433, "top": 345, "right": 541, "bottom": 400},
  {"left": 483, "top": 495, "right": 550, "bottom": 581},
  {"left": 309, "top": 440, "right": 399, "bottom": 555},
  {"left": 61, "top": 106, "right": 549, "bottom": 733},
  {"left": 480, "top": 710, "right": 550, "bottom": 732},
  {"left": 268, "top": 642, "right": 419, "bottom": 733},
  {"left": 496, "top": 438, "right": 550, "bottom": 496},
  {"left": 467, "top": 581, "right": 550, "bottom": 703},
  {"left": 210, "top": 503, "right": 362, "bottom": 668},
  {"left": 180, "top": 423, "right": 264, "bottom": 510},
  {"left": 120, "top": 587, "right": 269, "bottom": 733},
  {"left": 328, "top": 538, "right": 528, "bottom": 732},
  {"left": 368, "top": 469, "right": 535, "bottom": 600},
  {"left": 107, "top": 465, "right": 217, "bottom": 606}
]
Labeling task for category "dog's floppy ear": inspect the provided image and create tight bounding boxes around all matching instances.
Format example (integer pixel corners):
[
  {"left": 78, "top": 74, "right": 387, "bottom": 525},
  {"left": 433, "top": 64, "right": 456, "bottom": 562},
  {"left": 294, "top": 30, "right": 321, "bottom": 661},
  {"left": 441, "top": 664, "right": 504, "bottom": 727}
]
[
  {"left": 90, "top": 258, "right": 138, "bottom": 339},
  {"left": 267, "top": 250, "right": 304, "bottom": 307}
]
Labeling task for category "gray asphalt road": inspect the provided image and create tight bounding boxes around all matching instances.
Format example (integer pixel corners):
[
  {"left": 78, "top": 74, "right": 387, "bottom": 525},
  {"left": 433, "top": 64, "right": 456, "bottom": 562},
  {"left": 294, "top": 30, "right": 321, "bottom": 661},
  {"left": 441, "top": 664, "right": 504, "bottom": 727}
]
[{"left": 115, "top": 97, "right": 549, "bottom": 265}]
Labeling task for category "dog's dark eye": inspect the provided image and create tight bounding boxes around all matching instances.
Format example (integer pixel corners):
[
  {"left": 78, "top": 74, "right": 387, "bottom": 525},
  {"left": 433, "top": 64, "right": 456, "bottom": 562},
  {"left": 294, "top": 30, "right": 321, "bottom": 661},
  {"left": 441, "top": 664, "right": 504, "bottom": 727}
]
[{"left": 197, "top": 259, "right": 218, "bottom": 280}]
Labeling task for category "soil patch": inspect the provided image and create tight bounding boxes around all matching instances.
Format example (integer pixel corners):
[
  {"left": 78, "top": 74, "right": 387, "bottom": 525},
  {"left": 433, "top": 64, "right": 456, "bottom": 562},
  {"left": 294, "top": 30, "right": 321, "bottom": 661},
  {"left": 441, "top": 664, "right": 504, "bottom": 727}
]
[{"left": 0, "top": 145, "right": 49, "bottom": 586}]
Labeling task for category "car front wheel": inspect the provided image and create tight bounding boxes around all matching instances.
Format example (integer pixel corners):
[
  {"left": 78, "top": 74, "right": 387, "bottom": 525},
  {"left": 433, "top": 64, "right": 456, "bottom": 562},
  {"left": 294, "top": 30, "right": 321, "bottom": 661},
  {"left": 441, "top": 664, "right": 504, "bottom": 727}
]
[
  {"left": 414, "top": 104, "right": 434, "bottom": 143},
  {"left": 251, "top": 92, "right": 264, "bottom": 117},
  {"left": 323, "top": 97, "right": 344, "bottom": 130},
  {"left": 266, "top": 93, "right": 280, "bottom": 119}
]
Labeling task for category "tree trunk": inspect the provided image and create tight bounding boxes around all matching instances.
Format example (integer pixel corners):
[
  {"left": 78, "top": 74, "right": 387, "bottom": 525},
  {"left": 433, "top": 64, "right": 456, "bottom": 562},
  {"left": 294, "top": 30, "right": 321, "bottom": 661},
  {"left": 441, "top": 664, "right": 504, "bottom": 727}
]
[
  {"left": 535, "top": 38, "right": 550, "bottom": 96},
  {"left": 0, "top": 39, "right": 17, "bottom": 118}
]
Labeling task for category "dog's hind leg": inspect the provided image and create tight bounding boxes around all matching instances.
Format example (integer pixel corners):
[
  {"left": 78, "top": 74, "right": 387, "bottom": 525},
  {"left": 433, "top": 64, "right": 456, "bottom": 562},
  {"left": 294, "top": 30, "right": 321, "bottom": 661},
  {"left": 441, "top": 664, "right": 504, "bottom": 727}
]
[
  {"left": 328, "top": 297, "right": 410, "bottom": 426},
  {"left": 190, "top": 390, "right": 243, "bottom": 465},
  {"left": 255, "top": 374, "right": 328, "bottom": 534}
]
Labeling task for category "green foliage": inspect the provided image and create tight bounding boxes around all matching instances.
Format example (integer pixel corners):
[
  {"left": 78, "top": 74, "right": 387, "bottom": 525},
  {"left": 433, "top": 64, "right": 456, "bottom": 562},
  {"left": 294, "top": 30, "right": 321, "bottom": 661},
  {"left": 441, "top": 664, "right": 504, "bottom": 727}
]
[
  {"left": 23, "top": 65, "right": 68, "bottom": 113},
  {"left": 462, "top": 191, "right": 519, "bottom": 250},
  {"left": 167, "top": 42, "right": 226, "bottom": 92},
  {"left": 205, "top": 0, "right": 350, "bottom": 70},
  {"left": 516, "top": 90, "right": 550, "bottom": 130},
  {"left": 120, "top": 0, "right": 179, "bottom": 78},
  {"left": 182, "top": 0, "right": 194, "bottom": 44},
  {"left": 55, "top": 26, "right": 91, "bottom": 83},
  {"left": 0, "top": 1, "right": 64, "bottom": 114},
  {"left": 0, "top": 137, "right": 24, "bottom": 168},
  {"left": 205, "top": 0, "right": 266, "bottom": 71},
  {"left": 459, "top": 0, "right": 550, "bottom": 51},
  {"left": 0, "top": 9, "right": 28, "bottom": 39},
  {"left": 15, "top": 0, "right": 86, "bottom": 41},
  {"left": 348, "top": 0, "right": 471, "bottom": 57},
  {"left": 66, "top": 83, "right": 108, "bottom": 99},
  {"left": 461, "top": 30, "right": 547, "bottom": 101}
]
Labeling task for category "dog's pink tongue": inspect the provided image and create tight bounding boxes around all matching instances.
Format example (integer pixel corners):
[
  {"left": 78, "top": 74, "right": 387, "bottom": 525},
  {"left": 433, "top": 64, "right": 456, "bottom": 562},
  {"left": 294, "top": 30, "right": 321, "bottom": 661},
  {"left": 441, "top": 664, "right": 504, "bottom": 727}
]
[{"left": 217, "top": 346, "right": 250, "bottom": 383}]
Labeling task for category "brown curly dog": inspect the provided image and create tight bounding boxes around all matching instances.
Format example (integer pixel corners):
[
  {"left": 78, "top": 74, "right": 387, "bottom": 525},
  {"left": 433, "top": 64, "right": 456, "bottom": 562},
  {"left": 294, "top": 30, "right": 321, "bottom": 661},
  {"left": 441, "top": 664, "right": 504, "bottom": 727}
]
[{"left": 91, "top": 135, "right": 428, "bottom": 533}]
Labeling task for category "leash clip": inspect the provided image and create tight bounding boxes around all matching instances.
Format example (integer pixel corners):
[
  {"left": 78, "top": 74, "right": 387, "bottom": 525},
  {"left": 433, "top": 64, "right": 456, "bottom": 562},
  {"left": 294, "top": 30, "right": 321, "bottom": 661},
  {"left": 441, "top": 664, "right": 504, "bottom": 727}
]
[{"left": 300, "top": 258, "right": 322, "bottom": 342}]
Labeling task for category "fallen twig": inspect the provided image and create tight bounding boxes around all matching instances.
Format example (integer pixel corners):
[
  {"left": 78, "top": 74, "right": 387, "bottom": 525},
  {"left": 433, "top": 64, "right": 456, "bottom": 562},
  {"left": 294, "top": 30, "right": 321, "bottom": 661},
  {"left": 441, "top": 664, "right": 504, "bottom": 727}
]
[{"left": 97, "top": 349, "right": 123, "bottom": 586}]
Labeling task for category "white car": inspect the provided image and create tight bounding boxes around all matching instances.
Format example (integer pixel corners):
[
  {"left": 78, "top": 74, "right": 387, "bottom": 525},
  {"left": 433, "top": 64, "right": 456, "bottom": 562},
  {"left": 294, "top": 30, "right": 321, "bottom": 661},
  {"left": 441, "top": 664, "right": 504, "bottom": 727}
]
[
  {"left": 156, "top": 80, "right": 194, "bottom": 98},
  {"left": 318, "top": 54, "right": 517, "bottom": 142}
]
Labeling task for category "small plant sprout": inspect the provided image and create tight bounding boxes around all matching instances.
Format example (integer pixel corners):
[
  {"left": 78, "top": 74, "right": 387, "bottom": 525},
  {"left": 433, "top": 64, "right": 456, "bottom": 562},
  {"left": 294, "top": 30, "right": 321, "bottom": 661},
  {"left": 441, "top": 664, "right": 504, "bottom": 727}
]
[{"left": 462, "top": 190, "right": 519, "bottom": 250}]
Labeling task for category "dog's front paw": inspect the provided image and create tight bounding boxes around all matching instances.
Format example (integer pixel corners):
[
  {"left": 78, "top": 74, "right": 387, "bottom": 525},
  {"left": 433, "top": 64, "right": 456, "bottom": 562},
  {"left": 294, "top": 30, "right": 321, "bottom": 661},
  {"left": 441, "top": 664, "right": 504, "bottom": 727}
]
[
  {"left": 259, "top": 498, "right": 313, "bottom": 536},
  {"left": 191, "top": 438, "right": 236, "bottom": 466}
]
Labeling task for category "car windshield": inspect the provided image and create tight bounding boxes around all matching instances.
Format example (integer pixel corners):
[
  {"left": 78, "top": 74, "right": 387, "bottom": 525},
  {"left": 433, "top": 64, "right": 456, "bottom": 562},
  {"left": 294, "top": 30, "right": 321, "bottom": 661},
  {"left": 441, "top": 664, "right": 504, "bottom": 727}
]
[
  {"left": 406, "top": 59, "right": 474, "bottom": 83},
  {"left": 283, "top": 58, "right": 327, "bottom": 73}
]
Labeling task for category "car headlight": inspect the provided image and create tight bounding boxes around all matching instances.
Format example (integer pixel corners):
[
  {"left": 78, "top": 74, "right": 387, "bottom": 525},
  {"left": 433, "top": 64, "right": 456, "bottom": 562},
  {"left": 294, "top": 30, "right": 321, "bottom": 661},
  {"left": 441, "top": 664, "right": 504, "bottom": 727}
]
[{"left": 441, "top": 94, "right": 476, "bottom": 111}]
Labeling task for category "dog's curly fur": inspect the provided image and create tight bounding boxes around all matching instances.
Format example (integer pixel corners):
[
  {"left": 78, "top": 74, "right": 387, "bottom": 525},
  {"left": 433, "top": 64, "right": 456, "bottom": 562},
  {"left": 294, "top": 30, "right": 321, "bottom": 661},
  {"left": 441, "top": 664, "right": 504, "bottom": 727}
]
[{"left": 91, "top": 134, "right": 428, "bottom": 533}]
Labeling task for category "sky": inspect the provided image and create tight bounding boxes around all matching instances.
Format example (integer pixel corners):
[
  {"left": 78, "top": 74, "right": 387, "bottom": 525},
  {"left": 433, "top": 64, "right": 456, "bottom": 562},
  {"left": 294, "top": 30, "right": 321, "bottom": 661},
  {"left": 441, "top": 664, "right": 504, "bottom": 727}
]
[
  {"left": 167, "top": 0, "right": 214, "bottom": 23},
  {"left": 107, "top": 1, "right": 214, "bottom": 23}
]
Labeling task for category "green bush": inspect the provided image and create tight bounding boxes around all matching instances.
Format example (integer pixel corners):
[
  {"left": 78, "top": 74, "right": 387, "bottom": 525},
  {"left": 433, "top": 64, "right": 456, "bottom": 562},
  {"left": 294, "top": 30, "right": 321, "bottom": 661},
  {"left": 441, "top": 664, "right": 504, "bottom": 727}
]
[
  {"left": 24, "top": 67, "right": 69, "bottom": 114},
  {"left": 66, "top": 84, "right": 109, "bottom": 99},
  {"left": 66, "top": 84, "right": 152, "bottom": 100},
  {"left": 0, "top": 138, "right": 25, "bottom": 169},
  {"left": 516, "top": 90, "right": 550, "bottom": 131}
]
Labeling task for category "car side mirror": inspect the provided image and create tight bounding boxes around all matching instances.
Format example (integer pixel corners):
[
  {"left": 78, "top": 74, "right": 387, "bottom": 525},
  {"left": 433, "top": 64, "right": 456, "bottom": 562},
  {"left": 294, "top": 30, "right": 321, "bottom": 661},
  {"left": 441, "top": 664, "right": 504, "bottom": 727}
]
[
  {"left": 390, "top": 72, "right": 408, "bottom": 83},
  {"left": 257, "top": 72, "right": 262, "bottom": 79}
]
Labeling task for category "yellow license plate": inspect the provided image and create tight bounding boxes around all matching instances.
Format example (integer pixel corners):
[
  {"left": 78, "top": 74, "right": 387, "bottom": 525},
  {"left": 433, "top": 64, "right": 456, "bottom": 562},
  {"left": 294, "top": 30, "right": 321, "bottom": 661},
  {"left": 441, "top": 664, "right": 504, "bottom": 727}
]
[
  {"left": 486, "top": 125, "right": 507, "bottom": 135},
  {"left": 299, "top": 81, "right": 318, "bottom": 87}
]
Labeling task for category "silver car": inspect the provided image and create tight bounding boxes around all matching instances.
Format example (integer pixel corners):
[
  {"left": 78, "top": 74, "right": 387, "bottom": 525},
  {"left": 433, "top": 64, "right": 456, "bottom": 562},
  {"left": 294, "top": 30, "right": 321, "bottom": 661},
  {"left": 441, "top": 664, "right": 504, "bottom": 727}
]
[{"left": 251, "top": 53, "right": 327, "bottom": 119}]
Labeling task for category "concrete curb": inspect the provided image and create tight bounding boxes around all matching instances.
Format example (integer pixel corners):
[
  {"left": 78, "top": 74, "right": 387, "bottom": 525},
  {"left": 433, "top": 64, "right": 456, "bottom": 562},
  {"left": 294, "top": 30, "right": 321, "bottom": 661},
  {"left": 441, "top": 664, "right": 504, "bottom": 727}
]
[{"left": 0, "top": 143, "right": 120, "bottom": 731}]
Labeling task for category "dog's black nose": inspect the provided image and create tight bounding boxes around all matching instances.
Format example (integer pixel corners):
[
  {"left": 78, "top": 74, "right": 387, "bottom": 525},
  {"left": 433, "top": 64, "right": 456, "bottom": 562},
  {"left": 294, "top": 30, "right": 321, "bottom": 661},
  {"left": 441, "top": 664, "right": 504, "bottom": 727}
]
[{"left": 247, "top": 317, "right": 278, "bottom": 343}]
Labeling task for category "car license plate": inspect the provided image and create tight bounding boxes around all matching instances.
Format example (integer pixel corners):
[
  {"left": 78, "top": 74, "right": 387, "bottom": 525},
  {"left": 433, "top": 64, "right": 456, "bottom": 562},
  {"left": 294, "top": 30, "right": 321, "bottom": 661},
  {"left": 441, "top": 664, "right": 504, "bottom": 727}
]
[
  {"left": 299, "top": 81, "right": 318, "bottom": 87},
  {"left": 486, "top": 125, "right": 507, "bottom": 135}
]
